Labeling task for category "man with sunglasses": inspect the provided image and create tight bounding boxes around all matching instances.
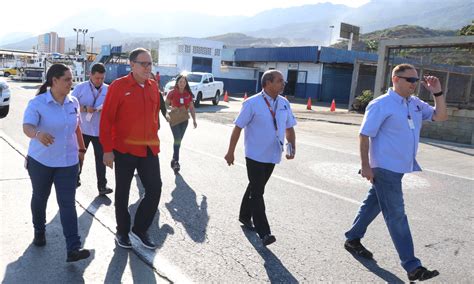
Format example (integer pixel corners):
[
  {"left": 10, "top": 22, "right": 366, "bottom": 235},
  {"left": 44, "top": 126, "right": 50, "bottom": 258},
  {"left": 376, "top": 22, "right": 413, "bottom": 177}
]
[
  {"left": 225, "top": 70, "right": 296, "bottom": 246},
  {"left": 344, "top": 63, "right": 447, "bottom": 281},
  {"left": 100, "top": 48, "right": 162, "bottom": 250}
]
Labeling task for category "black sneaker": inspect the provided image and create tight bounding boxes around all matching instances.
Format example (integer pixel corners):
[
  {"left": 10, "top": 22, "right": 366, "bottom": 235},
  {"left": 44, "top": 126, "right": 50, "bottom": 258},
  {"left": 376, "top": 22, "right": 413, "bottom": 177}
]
[
  {"left": 170, "top": 159, "right": 176, "bottom": 169},
  {"left": 115, "top": 233, "right": 132, "bottom": 249},
  {"left": 130, "top": 229, "right": 157, "bottom": 250},
  {"left": 66, "top": 249, "right": 90, "bottom": 262},
  {"left": 262, "top": 234, "right": 276, "bottom": 246},
  {"left": 408, "top": 266, "right": 439, "bottom": 281},
  {"left": 77, "top": 177, "right": 81, "bottom": 188},
  {"left": 33, "top": 232, "right": 46, "bottom": 247},
  {"left": 98, "top": 186, "right": 113, "bottom": 196},
  {"left": 344, "top": 239, "right": 373, "bottom": 259}
]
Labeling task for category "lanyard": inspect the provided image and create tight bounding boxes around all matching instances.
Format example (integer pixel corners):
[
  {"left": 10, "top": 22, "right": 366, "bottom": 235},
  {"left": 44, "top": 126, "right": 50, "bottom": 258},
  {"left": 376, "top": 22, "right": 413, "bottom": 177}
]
[
  {"left": 262, "top": 95, "right": 278, "bottom": 131},
  {"left": 88, "top": 81, "right": 103, "bottom": 107}
]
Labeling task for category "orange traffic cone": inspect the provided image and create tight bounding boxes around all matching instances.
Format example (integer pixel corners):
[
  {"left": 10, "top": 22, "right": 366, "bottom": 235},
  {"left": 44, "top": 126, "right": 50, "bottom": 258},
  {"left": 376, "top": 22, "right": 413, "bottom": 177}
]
[
  {"left": 224, "top": 91, "right": 229, "bottom": 102},
  {"left": 243, "top": 92, "right": 248, "bottom": 100},
  {"left": 306, "top": 97, "right": 312, "bottom": 110},
  {"left": 330, "top": 99, "right": 336, "bottom": 112}
]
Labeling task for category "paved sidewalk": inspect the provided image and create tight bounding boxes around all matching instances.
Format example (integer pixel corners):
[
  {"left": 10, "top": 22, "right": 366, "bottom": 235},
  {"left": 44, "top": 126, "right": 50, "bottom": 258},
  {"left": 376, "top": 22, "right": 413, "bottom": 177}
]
[{"left": 0, "top": 136, "right": 169, "bottom": 284}]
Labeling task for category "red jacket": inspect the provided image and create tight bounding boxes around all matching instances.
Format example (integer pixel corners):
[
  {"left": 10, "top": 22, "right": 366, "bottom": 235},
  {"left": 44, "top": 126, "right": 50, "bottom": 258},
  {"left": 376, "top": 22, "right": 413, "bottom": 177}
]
[{"left": 100, "top": 73, "right": 161, "bottom": 157}]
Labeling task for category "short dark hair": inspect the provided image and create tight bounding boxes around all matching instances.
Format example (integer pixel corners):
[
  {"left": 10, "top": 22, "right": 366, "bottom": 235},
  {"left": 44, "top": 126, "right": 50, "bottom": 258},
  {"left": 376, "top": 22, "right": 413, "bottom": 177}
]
[
  {"left": 129, "top": 48, "right": 150, "bottom": 62},
  {"left": 392, "top": 64, "right": 416, "bottom": 77},
  {"left": 91, "top": 63, "right": 105, "bottom": 74},
  {"left": 261, "top": 70, "right": 282, "bottom": 88}
]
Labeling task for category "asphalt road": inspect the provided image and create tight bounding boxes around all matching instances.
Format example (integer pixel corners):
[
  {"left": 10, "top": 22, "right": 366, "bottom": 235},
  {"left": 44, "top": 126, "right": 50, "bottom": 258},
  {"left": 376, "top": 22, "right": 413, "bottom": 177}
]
[{"left": 1, "top": 79, "right": 473, "bottom": 283}]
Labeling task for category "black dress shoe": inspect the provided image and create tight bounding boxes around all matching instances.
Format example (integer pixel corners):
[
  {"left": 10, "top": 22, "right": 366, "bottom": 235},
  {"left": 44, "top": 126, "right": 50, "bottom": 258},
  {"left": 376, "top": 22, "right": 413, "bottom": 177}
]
[
  {"left": 130, "top": 229, "right": 157, "bottom": 250},
  {"left": 262, "top": 234, "right": 276, "bottom": 246},
  {"left": 344, "top": 239, "right": 373, "bottom": 259},
  {"left": 33, "top": 232, "right": 46, "bottom": 247},
  {"left": 408, "top": 266, "right": 440, "bottom": 281},
  {"left": 66, "top": 249, "right": 90, "bottom": 262},
  {"left": 239, "top": 218, "right": 255, "bottom": 231},
  {"left": 98, "top": 186, "right": 113, "bottom": 196},
  {"left": 115, "top": 233, "right": 132, "bottom": 249}
]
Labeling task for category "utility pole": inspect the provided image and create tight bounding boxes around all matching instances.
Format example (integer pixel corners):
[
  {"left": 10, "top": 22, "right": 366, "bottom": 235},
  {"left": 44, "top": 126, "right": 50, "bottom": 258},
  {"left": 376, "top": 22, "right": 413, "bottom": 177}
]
[
  {"left": 73, "top": 28, "right": 81, "bottom": 56},
  {"left": 90, "top": 36, "right": 94, "bottom": 55},
  {"left": 328, "top": 25, "right": 334, "bottom": 46}
]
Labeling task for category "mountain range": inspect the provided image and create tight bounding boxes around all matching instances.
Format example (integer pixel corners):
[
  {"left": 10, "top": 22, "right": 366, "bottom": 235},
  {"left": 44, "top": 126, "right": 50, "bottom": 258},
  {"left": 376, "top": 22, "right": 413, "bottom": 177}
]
[{"left": 1, "top": 0, "right": 472, "bottom": 51}]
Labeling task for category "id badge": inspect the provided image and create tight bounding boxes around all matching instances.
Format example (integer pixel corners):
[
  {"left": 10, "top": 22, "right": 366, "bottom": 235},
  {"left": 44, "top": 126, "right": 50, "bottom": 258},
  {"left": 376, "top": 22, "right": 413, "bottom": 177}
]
[
  {"left": 408, "top": 118, "right": 415, "bottom": 129},
  {"left": 180, "top": 98, "right": 184, "bottom": 104}
]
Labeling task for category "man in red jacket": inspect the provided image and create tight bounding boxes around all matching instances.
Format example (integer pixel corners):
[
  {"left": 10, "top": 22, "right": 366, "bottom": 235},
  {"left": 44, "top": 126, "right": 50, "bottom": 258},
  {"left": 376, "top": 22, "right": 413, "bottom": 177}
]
[{"left": 100, "top": 48, "right": 161, "bottom": 250}]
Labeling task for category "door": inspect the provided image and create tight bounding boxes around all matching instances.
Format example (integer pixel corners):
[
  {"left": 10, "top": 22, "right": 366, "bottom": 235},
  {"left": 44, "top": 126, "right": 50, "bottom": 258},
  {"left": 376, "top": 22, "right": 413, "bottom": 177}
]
[
  {"left": 284, "top": 70, "right": 298, "bottom": 97},
  {"left": 321, "top": 65, "right": 352, "bottom": 103},
  {"left": 191, "top": 57, "right": 212, "bottom": 73}
]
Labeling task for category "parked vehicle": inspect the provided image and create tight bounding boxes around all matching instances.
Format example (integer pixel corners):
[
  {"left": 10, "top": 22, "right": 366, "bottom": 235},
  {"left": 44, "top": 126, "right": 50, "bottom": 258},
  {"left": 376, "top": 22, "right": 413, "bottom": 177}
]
[
  {"left": 0, "top": 78, "right": 11, "bottom": 118},
  {"left": 2, "top": 67, "right": 19, "bottom": 77},
  {"left": 164, "top": 72, "right": 224, "bottom": 107},
  {"left": 12, "top": 67, "right": 44, "bottom": 82}
]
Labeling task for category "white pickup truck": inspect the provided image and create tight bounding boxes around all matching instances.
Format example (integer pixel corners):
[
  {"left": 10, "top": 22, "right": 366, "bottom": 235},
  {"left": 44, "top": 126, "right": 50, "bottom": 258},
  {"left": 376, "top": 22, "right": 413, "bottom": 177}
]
[{"left": 164, "top": 72, "right": 224, "bottom": 107}]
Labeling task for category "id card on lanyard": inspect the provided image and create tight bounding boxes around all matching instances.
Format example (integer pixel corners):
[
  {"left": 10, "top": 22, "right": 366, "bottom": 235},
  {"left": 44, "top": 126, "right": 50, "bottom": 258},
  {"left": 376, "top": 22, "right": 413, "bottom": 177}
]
[{"left": 262, "top": 95, "right": 284, "bottom": 152}]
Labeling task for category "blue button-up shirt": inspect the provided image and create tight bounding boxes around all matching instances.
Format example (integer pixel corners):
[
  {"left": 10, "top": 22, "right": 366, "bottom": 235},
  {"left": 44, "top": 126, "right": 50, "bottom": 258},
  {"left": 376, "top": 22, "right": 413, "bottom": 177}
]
[
  {"left": 23, "top": 90, "right": 81, "bottom": 167},
  {"left": 360, "top": 88, "right": 434, "bottom": 173},
  {"left": 71, "top": 80, "right": 108, "bottom": 136},
  {"left": 235, "top": 91, "right": 297, "bottom": 164}
]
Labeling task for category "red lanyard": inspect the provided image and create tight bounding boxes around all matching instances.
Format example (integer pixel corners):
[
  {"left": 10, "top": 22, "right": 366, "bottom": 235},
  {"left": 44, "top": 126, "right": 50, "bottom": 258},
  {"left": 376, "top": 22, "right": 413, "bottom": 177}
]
[
  {"left": 88, "top": 81, "right": 103, "bottom": 106},
  {"left": 262, "top": 95, "right": 278, "bottom": 131}
]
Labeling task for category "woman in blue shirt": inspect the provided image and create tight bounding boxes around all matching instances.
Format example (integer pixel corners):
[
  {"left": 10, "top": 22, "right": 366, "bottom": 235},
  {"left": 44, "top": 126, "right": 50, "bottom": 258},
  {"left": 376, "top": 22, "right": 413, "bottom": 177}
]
[{"left": 23, "top": 63, "right": 90, "bottom": 262}]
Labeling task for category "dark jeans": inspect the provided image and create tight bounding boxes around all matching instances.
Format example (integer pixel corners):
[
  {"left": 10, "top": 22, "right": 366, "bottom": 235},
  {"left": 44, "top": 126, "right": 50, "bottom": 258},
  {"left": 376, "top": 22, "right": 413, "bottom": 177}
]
[
  {"left": 240, "top": 157, "right": 275, "bottom": 239},
  {"left": 27, "top": 156, "right": 81, "bottom": 252},
  {"left": 114, "top": 148, "right": 162, "bottom": 235},
  {"left": 345, "top": 167, "right": 422, "bottom": 272},
  {"left": 170, "top": 120, "right": 188, "bottom": 161},
  {"left": 80, "top": 134, "right": 107, "bottom": 189}
]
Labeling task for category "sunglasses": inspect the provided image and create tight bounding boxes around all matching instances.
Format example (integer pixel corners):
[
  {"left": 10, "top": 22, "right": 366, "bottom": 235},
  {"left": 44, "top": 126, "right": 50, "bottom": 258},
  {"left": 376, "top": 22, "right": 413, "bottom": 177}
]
[
  {"left": 396, "top": 76, "right": 420, "bottom": 83},
  {"left": 133, "top": 61, "right": 152, "bottom": 68}
]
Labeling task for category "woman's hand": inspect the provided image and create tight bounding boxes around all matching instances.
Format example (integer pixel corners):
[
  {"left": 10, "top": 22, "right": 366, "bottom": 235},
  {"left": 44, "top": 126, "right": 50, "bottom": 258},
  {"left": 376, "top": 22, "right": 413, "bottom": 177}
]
[
  {"left": 193, "top": 120, "right": 197, "bottom": 128},
  {"left": 37, "top": 132, "right": 55, "bottom": 146}
]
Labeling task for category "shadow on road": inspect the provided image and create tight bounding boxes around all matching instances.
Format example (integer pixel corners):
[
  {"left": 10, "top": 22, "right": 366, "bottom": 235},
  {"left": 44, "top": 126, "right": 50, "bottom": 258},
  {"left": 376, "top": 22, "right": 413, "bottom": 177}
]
[
  {"left": 165, "top": 174, "right": 209, "bottom": 243},
  {"left": 2, "top": 205, "right": 96, "bottom": 283},
  {"left": 241, "top": 228, "right": 298, "bottom": 283},
  {"left": 346, "top": 251, "right": 405, "bottom": 283}
]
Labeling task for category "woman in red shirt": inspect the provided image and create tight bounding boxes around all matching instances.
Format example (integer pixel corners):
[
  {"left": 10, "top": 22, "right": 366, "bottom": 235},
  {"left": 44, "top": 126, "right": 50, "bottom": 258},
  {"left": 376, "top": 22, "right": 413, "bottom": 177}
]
[{"left": 165, "top": 74, "right": 197, "bottom": 174}]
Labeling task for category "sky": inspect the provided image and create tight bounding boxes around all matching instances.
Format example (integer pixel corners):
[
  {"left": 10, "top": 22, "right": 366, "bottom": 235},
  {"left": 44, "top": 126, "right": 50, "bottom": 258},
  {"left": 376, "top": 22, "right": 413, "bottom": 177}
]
[{"left": 0, "top": 0, "right": 369, "bottom": 39}]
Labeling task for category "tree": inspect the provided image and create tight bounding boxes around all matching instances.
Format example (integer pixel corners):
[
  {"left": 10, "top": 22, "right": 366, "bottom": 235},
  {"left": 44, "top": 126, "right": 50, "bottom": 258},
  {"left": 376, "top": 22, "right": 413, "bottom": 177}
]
[{"left": 457, "top": 21, "right": 474, "bottom": 36}]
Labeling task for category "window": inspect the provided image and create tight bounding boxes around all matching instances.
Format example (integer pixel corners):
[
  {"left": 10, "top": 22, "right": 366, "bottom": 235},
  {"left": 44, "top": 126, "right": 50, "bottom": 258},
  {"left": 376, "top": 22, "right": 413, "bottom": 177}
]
[
  {"left": 178, "top": 45, "right": 184, "bottom": 53},
  {"left": 193, "top": 46, "right": 212, "bottom": 55},
  {"left": 185, "top": 45, "right": 191, "bottom": 53},
  {"left": 214, "top": 49, "right": 221, "bottom": 56}
]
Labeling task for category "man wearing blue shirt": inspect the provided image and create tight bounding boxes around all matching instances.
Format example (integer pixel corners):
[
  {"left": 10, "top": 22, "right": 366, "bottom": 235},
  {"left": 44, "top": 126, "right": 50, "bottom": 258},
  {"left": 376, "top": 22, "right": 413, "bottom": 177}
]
[
  {"left": 225, "top": 70, "right": 296, "bottom": 246},
  {"left": 344, "top": 64, "right": 448, "bottom": 281},
  {"left": 72, "top": 63, "right": 112, "bottom": 196}
]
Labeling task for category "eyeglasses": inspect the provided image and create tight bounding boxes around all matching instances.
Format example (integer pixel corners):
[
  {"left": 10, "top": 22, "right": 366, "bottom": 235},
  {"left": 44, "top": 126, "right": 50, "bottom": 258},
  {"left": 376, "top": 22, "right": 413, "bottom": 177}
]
[
  {"left": 133, "top": 61, "right": 152, "bottom": 68},
  {"left": 396, "top": 76, "right": 420, "bottom": 83}
]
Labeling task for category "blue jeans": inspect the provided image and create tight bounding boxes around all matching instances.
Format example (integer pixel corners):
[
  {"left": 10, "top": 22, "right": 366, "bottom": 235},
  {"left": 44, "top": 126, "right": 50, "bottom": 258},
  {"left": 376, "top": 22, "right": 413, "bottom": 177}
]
[
  {"left": 345, "top": 167, "right": 421, "bottom": 272},
  {"left": 27, "top": 157, "right": 81, "bottom": 252},
  {"left": 170, "top": 120, "right": 188, "bottom": 161}
]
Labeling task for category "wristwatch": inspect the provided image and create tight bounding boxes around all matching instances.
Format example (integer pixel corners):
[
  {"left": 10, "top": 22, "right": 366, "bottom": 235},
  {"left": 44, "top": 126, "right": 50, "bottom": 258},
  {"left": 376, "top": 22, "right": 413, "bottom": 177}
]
[
  {"left": 79, "top": 149, "right": 87, "bottom": 153},
  {"left": 433, "top": 91, "right": 443, "bottom": 97}
]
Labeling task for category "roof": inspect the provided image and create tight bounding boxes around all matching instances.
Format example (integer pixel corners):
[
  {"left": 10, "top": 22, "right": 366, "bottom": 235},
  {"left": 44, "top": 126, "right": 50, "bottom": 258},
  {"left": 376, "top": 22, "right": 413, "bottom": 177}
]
[{"left": 235, "top": 46, "right": 319, "bottom": 62}]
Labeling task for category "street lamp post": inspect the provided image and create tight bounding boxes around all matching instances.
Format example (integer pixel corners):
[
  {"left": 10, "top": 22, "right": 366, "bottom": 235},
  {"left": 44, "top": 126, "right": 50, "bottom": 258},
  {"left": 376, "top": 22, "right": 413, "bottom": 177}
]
[
  {"left": 73, "top": 28, "right": 81, "bottom": 55},
  {"left": 328, "top": 25, "right": 335, "bottom": 46},
  {"left": 90, "top": 36, "right": 94, "bottom": 55},
  {"left": 81, "top": 29, "right": 88, "bottom": 57}
]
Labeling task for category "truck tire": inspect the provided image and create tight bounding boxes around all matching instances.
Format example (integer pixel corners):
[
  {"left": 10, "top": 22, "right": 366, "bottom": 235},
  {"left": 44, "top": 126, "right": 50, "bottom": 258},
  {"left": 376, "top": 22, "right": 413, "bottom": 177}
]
[
  {"left": 212, "top": 90, "right": 220, "bottom": 105},
  {"left": 194, "top": 92, "right": 202, "bottom": 108},
  {"left": 4, "top": 72, "right": 10, "bottom": 77}
]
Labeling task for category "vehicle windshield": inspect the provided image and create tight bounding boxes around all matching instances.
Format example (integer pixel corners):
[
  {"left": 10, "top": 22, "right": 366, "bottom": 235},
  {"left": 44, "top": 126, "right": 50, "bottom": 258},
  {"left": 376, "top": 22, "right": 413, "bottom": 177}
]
[{"left": 186, "top": 74, "right": 202, "bottom": 83}]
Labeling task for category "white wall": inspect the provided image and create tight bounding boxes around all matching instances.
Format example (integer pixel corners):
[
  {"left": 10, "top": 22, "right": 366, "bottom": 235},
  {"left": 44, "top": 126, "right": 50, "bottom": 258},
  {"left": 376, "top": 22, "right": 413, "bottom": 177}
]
[
  {"left": 219, "top": 66, "right": 257, "bottom": 79},
  {"left": 247, "top": 62, "right": 322, "bottom": 84}
]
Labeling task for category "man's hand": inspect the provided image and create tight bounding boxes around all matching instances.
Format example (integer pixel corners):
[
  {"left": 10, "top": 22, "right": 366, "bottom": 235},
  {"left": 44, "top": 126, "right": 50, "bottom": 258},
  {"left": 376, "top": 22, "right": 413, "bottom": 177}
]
[
  {"left": 224, "top": 152, "right": 234, "bottom": 166},
  {"left": 285, "top": 146, "right": 295, "bottom": 160},
  {"left": 360, "top": 164, "right": 374, "bottom": 184},
  {"left": 103, "top": 152, "right": 115, "bottom": 169},
  {"left": 421, "top": 75, "right": 442, "bottom": 94},
  {"left": 86, "top": 106, "right": 96, "bottom": 113},
  {"left": 193, "top": 120, "right": 197, "bottom": 129}
]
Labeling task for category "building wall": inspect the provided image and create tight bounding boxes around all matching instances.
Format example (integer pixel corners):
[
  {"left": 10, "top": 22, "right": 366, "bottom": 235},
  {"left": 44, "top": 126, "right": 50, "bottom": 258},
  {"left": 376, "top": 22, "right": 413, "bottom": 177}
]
[
  {"left": 421, "top": 109, "right": 474, "bottom": 145},
  {"left": 58, "top": 38, "right": 65, "bottom": 54},
  {"left": 217, "top": 66, "right": 257, "bottom": 94},
  {"left": 158, "top": 37, "right": 223, "bottom": 75}
]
